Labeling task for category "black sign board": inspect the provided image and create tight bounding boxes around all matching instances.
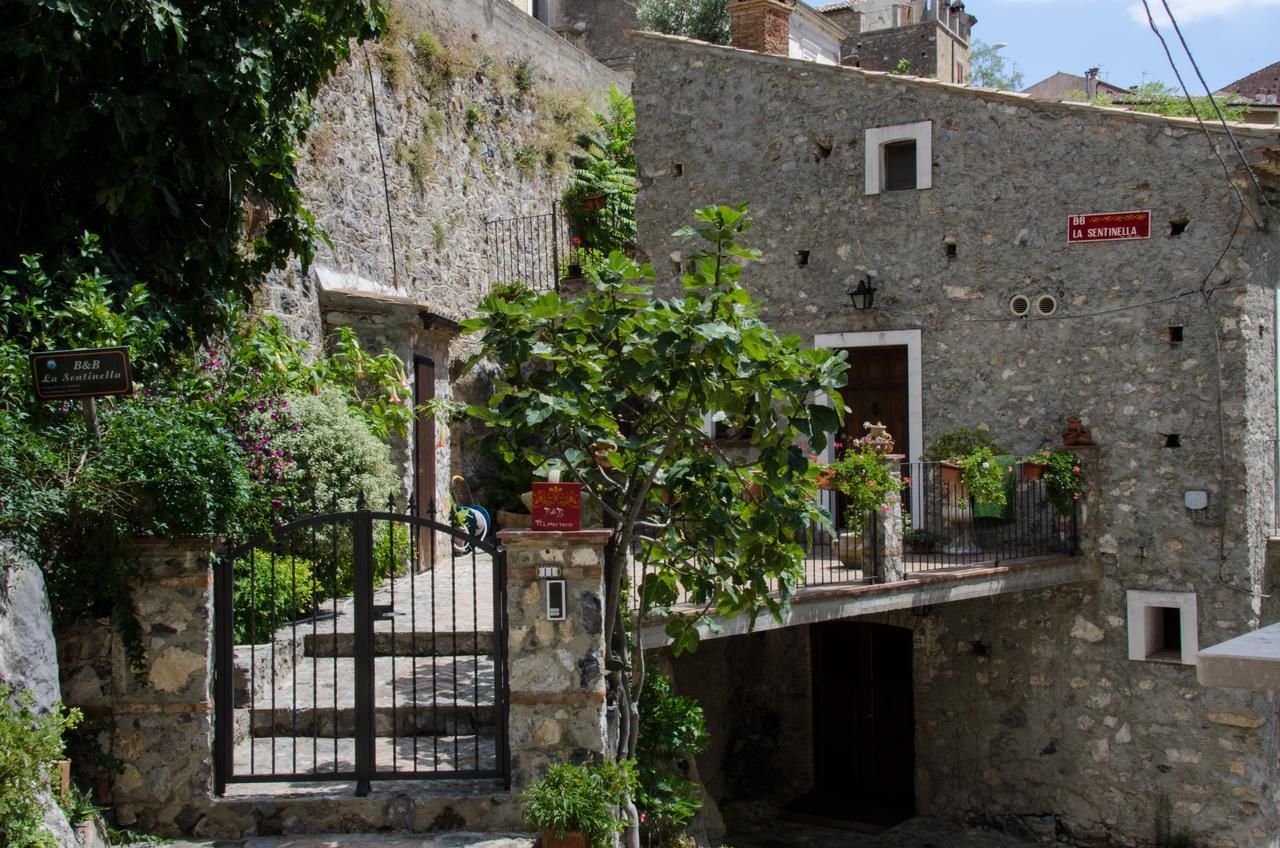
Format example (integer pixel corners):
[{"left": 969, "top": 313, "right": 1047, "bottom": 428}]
[{"left": 30, "top": 347, "right": 133, "bottom": 401}]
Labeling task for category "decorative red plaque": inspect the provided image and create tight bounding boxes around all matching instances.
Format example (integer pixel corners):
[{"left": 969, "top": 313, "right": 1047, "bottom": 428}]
[
  {"left": 531, "top": 482, "right": 582, "bottom": 531},
  {"left": 1067, "top": 210, "right": 1151, "bottom": 243}
]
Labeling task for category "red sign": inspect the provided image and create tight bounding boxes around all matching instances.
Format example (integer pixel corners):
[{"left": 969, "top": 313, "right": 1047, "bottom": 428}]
[
  {"left": 531, "top": 482, "right": 582, "bottom": 531},
  {"left": 1068, "top": 210, "right": 1151, "bottom": 243}
]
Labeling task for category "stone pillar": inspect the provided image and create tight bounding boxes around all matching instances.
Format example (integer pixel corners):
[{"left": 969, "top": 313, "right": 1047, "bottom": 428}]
[
  {"left": 498, "top": 529, "right": 612, "bottom": 788},
  {"left": 879, "top": 487, "right": 904, "bottom": 583},
  {"left": 728, "top": 0, "right": 795, "bottom": 57},
  {"left": 57, "top": 539, "right": 215, "bottom": 835}
]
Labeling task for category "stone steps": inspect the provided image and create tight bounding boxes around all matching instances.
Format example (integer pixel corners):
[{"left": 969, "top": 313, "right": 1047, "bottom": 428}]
[
  {"left": 242, "top": 702, "right": 496, "bottom": 738},
  {"left": 304, "top": 631, "right": 495, "bottom": 658}
]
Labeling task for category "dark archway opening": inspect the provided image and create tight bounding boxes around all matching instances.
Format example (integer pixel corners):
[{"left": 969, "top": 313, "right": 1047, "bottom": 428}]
[{"left": 793, "top": 621, "right": 916, "bottom": 828}]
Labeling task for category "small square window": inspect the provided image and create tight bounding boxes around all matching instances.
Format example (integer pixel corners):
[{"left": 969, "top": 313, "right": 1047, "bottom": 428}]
[
  {"left": 883, "top": 141, "right": 917, "bottom": 192},
  {"left": 1127, "top": 590, "right": 1198, "bottom": 665}
]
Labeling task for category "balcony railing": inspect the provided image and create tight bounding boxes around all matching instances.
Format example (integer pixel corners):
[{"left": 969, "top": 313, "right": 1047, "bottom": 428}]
[
  {"left": 630, "top": 460, "right": 1080, "bottom": 609},
  {"left": 484, "top": 200, "right": 635, "bottom": 294}
]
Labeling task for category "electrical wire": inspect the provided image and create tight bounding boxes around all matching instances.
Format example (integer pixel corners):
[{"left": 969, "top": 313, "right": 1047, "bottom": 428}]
[
  {"left": 363, "top": 47, "right": 400, "bottom": 284},
  {"left": 1157, "top": 0, "right": 1273, "bottom": 209},
  {"left": 1136, "top": 0, "right": 1263, "bottom": 228}
]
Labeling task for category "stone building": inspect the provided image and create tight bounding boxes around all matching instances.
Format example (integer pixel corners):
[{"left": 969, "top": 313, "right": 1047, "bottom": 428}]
[
  {"left": 819, "top": 0, "right": 975, "bottom": 81},
  {"left": 630, "top": 28, "right": 1280, "bottom": 848},
  {"left": 263, "top": 0, "right": 625, "bottom": 518},
  {"left": 1218, "top": 61, "right": 1280, "bottom": 128}
]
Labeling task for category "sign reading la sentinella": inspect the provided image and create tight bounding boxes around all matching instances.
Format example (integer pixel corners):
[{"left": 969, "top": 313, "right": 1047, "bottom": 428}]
[{"left": 30, "top": 347, "right": 133, "bottom": 401}]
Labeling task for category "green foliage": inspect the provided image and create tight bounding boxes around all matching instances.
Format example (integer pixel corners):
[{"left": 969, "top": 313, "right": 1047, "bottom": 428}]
[
  {"left": 636, "top": 0, "right": 730, "bottom": 45},
  {"left": 465, "top": 102, "right": 485, "bottom": 134},
  {"left": 523, "top": 760, "right": 636, "bottom": 848},
  {"left": 531, "top": 90, "right": 595, "bottom": 174},
  {"left": 272, "top": 388, "right": 399, "bottom": 512},
  {"left": 233, "top": 550, "right": 316, "bottom": 643},
  {"left": 514, "top": 144, "right": 542, "bottom": 176},
  {"left": 0, "top": 0, "right": 386, "bottom": 347},
  {"left": 59, "top": 783, "right": 104, "bottom": 827},
  {"left": 891, "top": 58, "right": 913, "bottom": 75},
  {"left": 564, "top": 87, "right": 637, "bottom": 265},
  {"left": 1071, "top": 81, "right": 1248, "bottom": 122},
  {"left": 512, "top": 57, "right": 536, "bottom": 98},
  {"left": 955, "top": 447, "right": 1010, "bottom": 506},
  {"left": 413, "top": 30, "right": 455, "bottom": 95},
  {"left": 921, "top": 427, "right": 1006, "bottom": 463},
  {"left": 433, "top": 222, "right": 448, "bottom": 250},
  {"left": 0, "top": 687, "right": 81, "bottom": 848},
  {"left": 636, "top": 672, "right": 709, "bottom": 847},
  {"left": 462, "top": 203, "right": 848, "bottom": 662},
  {"left": 1029, "top": 449, "right": 1087, "bottom": 516},
  {"left": 969, "top": 40, "right": 1024, "bottom": 90},
  {"left": 823, "top": 444, "right": 904, "bottom": 533},
  {"left": 903, "top": 527, "right": 937, "bottom": 544}
]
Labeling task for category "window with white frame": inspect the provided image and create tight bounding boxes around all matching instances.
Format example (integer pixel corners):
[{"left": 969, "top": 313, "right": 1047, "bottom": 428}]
[
  {"left": 864, "top": 121, "right": 933, "bottom": 195},
  {"left": 1126, "top": 590, "right": 1199, "bottom": 665}
]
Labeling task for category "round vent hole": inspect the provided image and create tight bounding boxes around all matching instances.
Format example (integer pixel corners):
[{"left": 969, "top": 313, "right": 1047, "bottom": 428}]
[
  {"left": 1036, "top": 295, "right": 1058, "bottom": 316},
  {"left": 1009, "top": 295, "right": 1031, "bottom": 317}
]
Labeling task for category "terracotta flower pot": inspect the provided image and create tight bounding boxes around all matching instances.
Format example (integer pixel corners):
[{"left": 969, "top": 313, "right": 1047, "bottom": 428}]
[
  {"left": 1020, "top": 461, "right": 1047, "bottom": 481},
  {"left": 940, "top": 461, "right": 962, "bottom": 485},
  {"left": 541, "top": 831, "right": 588, "bottom": 848},
  {"left": 579, "top": 194, "right": 607, "bottom": 212}
]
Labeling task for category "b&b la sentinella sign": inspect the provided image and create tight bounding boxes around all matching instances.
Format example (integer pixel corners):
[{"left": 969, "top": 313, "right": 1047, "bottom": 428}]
[
  {"left": 29, "top": 347, "right": 133, "bottom": 401},
  {"left": 1067, "top": 210, "right": 1152, "bottom": 243}
]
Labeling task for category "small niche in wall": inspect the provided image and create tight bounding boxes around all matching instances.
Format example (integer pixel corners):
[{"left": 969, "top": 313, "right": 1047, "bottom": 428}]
[
  {"left": 671, "top": 162, "right": 684, "bottom": 177},
  {"left": 944, "top": 236, "right": 957, "bottom": 260},
  {"left": 1127, "top": 590, "right": 1198, "bottom": 665},
  {"left": 1163, "top": 433, "right": 1181, "bottom": 448},
  {"left": 795, "top": 250, "right": 810, "bottom": 267},
  {"left": 813, "top": 137, "right": 834, "bottom": 162},
  {"left": 1169, "top": 216, "right": 1189, "bottom": 237},
  {"left": 1167, "top": 325, "right": 1184, "bottom": 345}
]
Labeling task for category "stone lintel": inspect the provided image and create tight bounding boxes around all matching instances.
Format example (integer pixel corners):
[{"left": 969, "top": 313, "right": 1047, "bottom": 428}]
[
  {"left": 1198, "top": 622, "right": 1280, "bottom": 690},
  {"left": 498, "top": 529, "right": 614, "bottom": 548}
]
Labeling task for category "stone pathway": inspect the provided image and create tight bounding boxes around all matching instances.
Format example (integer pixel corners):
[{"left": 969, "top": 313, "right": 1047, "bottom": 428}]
[{"left": 728, "top": 817, "right": 1045, "bottom": 848}]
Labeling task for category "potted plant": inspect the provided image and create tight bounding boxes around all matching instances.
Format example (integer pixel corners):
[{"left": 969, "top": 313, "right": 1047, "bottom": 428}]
[
  {"left": 955, "top": 447, "right": 1009, "bottom": 507},
  {"left": 1018, "top": 450, "right": 1050, "bottom": 481},
  {"left": 822, "top": 441, "right": 903, "bottom": 568},
  {"left": 903, "top": 527, "right": 938, "bottom": 554},
  {"left": 523, "top": 761, "right": 634, "bottom": 848},
  {"left": 1041, "top": 450, "right": 1087, "bottom": 516}
]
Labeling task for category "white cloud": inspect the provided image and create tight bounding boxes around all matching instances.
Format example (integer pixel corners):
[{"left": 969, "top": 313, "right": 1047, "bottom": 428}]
[{"left": 1126, "top": 0, "right": 1280, "bottom": 26}]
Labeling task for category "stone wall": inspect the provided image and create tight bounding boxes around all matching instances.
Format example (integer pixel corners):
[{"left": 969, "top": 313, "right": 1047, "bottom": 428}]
[
  {"left": 57, "top": 540, "right": 216, "bottom": 836},
  {"left": 262, "top": 0, "right": 627, "bottom": 512},
  {"left": 554, "top": 0, "right": 643, "bottom": 75},
  {"left": 631, "top": 31, "right": 1280, "bottom": 847}
]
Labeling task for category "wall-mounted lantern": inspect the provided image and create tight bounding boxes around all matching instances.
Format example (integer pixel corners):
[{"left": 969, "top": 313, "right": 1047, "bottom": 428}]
[{"left": 848, "top": 278, "right": 878, "bottom": 310}]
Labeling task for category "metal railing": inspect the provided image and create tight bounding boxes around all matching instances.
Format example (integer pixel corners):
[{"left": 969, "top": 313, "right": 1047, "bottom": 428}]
[
  {"left": 629, "top": 460, "right": 1079, "bottom": 610},
  {"left": 484, "top": 200, "right": 636, "bottom": 293}
]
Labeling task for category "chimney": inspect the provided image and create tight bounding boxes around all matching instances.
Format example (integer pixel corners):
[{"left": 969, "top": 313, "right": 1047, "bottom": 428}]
[
  {"left": 1084, "top": 67, "right": 1099, "bottom": 99},
  {"left": 729, "top": 0, "right": 796, "bottom": 57}
]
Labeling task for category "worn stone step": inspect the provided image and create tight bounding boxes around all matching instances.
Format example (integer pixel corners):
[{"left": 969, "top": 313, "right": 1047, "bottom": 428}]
[
  {"left": 244, "top": 703, "right": 496, "bottom": 738},
  {"left": 305, "top": 631, "right": 495, "bottom": 658}
]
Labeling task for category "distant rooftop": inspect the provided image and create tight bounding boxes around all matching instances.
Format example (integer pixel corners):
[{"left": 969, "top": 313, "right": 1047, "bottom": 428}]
[
  {"left": 1220, "top": 60, "right": 1280, "bottom": 105},
  {"left": 1022, "top": 71, "right": 1129, "bottom": 102}
]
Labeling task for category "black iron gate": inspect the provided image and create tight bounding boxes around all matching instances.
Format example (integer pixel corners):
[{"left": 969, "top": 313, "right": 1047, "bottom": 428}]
[{"left": 213, "top": 499, "right": 509, "bottom": 795}]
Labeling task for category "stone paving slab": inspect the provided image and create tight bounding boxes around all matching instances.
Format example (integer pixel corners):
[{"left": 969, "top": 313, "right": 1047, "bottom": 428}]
[
  {"left": 234, "top": 733, "right": 497, "bottom": 775},
  {"left": 166, "top": 833, "right": 532, "bottom": 848},
  {"left": 727, "top": 817, "right": 1043, "bottom": 848}
]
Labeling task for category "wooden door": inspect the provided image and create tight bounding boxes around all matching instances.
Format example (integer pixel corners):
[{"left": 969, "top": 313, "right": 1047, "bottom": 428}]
[
  {"left": 810, "top": 622, "right": 915, "bottom": 825},
  {"left": 840, "top": 346, "right": 909, "bottom": 459}
]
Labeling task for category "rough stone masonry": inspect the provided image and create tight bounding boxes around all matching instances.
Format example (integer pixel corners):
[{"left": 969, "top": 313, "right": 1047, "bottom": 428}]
[{"left": 631, "top": 31, "right": 1280, "bottom": 848}]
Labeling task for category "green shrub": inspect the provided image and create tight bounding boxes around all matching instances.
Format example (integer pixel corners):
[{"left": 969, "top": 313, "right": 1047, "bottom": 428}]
[
  {"left": 513, "top": 144, "right": 540, "bottom": 177},
  {"left": 523, "top": 760, "right": 634, "bottom": 848},
  {"left": 955, "top": 447, "right": 1010, "bottom": 506},
  {"left": 921, "top": 427, "right": 1007, "bottom": 463},
  {"left": 413, "top": 31, "right": 454, "bottom": 95},
  {"left": 822, "top": 443, "right": 903, "bottom": 533},
  {"left": 233, "top": 549, "right": 316, "bottom": 643},
  {"left": 511, "top": 57, "right": 535, "bottom": 97},
  {"left": 0, "top": 687, "right": 81, "bottom": 848},
  {"left": 636, "top": 672, "right": 709, "bottom": 848},
  {"left": 274, "top": 388, "right": 399, "bottom": 511}
]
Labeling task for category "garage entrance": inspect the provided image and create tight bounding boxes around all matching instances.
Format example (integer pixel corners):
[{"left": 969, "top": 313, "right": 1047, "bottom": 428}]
[{"left": 802, "top": 621, "right": 916, "bottom": 827}]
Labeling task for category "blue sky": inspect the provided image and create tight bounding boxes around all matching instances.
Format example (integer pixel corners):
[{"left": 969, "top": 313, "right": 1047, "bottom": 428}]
[{"left": 965, "top": 0, "right": 1278, "bottom": 91}]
